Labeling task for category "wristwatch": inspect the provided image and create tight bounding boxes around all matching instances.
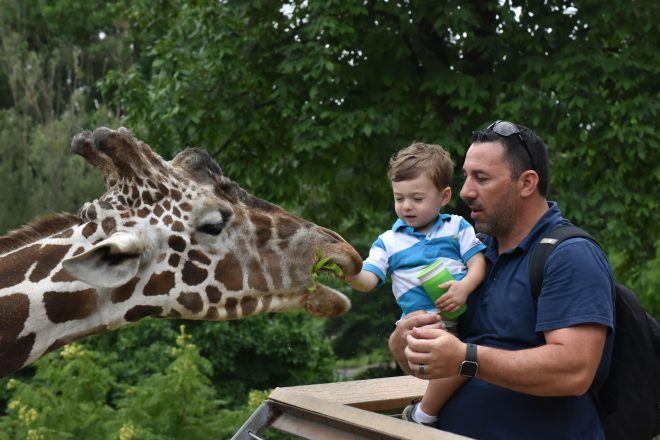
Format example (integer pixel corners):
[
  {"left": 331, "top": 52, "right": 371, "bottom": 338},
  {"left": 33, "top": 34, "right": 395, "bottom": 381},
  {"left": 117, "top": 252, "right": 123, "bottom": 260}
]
[{"left": 458, "top": 343, "right": 478, "bottom": 377}]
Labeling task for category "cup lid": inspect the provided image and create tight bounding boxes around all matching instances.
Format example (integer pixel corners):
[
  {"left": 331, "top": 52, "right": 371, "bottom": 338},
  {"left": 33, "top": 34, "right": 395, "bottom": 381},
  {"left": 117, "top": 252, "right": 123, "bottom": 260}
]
[{"left": 415, "top": 259, "right": 444, "bottom": 279}]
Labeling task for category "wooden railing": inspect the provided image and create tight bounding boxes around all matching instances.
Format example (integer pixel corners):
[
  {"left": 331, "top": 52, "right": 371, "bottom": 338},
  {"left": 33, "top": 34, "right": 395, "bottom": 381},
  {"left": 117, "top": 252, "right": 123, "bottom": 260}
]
[{"left": 231, "top": 375, "right": 471, "bottom": 439}]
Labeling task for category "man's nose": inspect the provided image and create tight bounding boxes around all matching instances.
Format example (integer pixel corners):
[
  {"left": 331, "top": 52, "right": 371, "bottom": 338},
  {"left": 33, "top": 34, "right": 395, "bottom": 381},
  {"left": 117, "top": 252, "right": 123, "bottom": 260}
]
[{"left": 459, "top": 180, "right": 474, "bottom": 201}]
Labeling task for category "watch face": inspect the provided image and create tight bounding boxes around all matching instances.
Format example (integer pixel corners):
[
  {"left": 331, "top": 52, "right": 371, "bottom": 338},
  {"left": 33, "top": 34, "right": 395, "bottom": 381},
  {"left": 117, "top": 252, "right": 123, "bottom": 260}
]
[{"left": 460, "top": 361, "right": 478, "bottom": 377}]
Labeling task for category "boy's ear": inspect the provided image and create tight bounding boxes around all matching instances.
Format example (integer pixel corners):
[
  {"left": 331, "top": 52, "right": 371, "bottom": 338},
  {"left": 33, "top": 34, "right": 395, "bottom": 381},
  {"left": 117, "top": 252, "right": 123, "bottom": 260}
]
[{"left": 441, "top": 186, "right": 452, "bottom": 205}]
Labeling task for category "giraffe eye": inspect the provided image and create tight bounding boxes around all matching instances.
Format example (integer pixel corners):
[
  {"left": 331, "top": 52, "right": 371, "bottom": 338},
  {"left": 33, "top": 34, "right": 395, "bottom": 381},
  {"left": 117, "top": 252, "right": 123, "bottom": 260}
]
[{"left": 197, "top": 222, "right": 225, "bottom": 236}]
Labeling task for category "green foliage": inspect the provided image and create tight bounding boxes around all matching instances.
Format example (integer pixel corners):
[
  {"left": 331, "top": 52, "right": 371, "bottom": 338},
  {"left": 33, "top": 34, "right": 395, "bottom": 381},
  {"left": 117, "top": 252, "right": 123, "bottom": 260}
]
[
  {"left": 79, "top": 313, "right": 337, "bottom": 406},
  {"left": 0, "top": 327, "right": 264, "bottom": 439},
  {"left": 0, "top": 104, "right": 107, "bottom": 234},
  {"left": 0, "top": 344, "right": 116, "bottom": 439}
]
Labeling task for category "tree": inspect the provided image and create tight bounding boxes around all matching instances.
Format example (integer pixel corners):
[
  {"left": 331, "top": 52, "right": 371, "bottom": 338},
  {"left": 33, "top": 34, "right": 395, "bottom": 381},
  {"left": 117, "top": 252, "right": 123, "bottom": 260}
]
[
  {"left": 97, "top": 1, "right": 659, "bottom": 318},
  {"left": 0, "top": 327, "right": 267, "bottom": 439}
]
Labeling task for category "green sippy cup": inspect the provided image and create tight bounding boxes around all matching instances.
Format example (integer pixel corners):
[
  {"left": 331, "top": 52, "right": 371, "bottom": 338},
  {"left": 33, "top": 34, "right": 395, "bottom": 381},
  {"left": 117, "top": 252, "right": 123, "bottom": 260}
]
[{"left": 416, "top": 259, "right": 467, "bottom": 320}]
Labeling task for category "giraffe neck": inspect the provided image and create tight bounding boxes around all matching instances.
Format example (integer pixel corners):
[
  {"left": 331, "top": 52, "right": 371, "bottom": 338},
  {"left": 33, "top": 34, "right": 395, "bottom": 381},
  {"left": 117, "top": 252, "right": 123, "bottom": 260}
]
[{"left": 0, "top": 219, "right": 149, "bottom": 375}]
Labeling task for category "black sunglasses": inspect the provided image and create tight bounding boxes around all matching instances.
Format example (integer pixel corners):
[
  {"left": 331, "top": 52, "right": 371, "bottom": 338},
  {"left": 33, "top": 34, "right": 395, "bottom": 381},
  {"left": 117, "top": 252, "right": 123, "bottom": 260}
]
[{"left": 487, "top": 120, "right": 536, "bottom": 172}]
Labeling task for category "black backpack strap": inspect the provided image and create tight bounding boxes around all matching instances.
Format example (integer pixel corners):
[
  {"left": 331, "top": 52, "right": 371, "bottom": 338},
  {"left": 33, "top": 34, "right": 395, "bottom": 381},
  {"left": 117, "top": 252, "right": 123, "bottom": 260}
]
[{"left": 529, "top": 224, "right": 596, "bottom": 300}]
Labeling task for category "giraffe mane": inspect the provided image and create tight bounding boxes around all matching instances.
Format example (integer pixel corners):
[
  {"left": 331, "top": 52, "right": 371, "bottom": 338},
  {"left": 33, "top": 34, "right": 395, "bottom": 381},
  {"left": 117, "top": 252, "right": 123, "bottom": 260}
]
[{"left": 0, "top": 213, "right": 82, "bottom": 255}]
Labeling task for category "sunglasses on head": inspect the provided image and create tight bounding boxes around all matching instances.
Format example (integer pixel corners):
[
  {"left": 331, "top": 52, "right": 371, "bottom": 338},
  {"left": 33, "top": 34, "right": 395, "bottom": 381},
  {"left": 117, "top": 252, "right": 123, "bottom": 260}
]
[{"left": 487, "top": 120, "right": 536, "bottom": 172}]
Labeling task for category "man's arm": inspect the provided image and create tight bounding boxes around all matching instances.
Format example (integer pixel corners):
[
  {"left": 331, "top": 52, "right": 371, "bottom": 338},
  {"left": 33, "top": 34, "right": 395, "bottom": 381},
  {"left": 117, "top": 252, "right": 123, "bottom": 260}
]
[{"left": 404, "top": 323, "right": 607, "bottom": 396}]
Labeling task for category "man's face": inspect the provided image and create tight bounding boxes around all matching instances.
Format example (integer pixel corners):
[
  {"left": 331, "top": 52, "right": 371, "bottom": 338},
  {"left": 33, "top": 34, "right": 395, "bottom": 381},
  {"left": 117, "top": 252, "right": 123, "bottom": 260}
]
[{"left": 459, "top": 141, "right": 521, "bottom": 237}]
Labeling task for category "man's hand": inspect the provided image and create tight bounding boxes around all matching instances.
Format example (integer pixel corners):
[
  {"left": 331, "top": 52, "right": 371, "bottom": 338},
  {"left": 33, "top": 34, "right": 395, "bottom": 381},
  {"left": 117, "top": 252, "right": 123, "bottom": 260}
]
[
  {"left": 388, "top": 312, "right": 443, "bottom": 374},
  {"left": 404, "top": 326, "right": 465, "bottom": 379}
]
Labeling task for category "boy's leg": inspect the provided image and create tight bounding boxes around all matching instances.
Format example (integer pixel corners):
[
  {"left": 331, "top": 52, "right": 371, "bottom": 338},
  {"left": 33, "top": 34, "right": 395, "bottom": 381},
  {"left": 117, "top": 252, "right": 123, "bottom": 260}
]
[{"left": 419, "top": 376, "right": 467, "bottom": 417}]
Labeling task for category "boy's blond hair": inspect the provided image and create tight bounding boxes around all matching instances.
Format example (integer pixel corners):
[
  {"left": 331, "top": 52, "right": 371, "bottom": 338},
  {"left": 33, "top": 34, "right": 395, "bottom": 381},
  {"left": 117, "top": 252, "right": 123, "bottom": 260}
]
[{"left": 387, "top": 142, "right": 454, "bottom": 190}]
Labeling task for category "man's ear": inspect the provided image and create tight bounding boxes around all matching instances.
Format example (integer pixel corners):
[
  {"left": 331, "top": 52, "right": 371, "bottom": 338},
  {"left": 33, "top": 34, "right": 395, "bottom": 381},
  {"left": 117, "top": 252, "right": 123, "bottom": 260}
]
[
  {"left": 62, "top": 231, "right": 146, "bottom": 288},
  {"left": 518, "top": 170, "right": 540, "bottom": 198}
]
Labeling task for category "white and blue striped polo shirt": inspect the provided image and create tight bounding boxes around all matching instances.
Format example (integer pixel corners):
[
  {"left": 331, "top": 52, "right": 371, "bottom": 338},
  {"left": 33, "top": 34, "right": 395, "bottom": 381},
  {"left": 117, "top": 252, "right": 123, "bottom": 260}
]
[{"left": 363, "top": 214, "right": 486, "bottom": 317}]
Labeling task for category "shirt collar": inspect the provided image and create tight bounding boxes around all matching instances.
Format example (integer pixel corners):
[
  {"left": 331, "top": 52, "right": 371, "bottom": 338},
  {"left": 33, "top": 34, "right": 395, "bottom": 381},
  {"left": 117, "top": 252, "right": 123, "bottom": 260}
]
[
  {"left": 483, "top": 202, "right": 565, "bottom": 259},
  {"left": 392, "top": 213, "right": 451, "bottom": 235}
]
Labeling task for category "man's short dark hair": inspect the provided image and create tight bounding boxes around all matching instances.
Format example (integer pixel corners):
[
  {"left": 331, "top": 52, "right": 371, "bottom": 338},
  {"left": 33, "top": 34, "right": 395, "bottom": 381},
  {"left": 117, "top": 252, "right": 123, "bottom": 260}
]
[{"left": 472, "top": 123, "right": 550, "bottom": 197}]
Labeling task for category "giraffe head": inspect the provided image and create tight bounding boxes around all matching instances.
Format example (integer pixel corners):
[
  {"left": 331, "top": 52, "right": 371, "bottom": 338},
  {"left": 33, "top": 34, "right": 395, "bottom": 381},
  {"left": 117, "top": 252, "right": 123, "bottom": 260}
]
[{"left": 61, "top": 127, "right": 361, "bottom": 321}]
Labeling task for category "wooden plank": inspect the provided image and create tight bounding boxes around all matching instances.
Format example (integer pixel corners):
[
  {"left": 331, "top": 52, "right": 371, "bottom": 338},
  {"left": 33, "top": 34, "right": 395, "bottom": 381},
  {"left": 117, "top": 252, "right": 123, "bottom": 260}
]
[
  {"left": 269, "top": 387, "right": 471, "bottom": 440},
  {"left": 271, "top": 412, "right": 366, "bottom": 440},
  {"left": 230, "top": 401, "right": 280, "bottom": 440},
  {"left": 273, "top": 375, "right": 428, "bottom": 412}
]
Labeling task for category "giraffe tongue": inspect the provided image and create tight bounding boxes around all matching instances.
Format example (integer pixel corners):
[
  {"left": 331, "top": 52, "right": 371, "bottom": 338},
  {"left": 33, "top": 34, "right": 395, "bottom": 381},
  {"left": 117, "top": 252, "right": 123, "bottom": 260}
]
[{"left": 303, "top": 284, "right": 351, "bottom": 317}]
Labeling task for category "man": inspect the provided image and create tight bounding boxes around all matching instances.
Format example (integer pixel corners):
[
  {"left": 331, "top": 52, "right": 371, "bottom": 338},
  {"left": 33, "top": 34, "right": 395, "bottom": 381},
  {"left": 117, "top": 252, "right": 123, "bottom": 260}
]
[{"left": 389, "top": 121, "right": 615, "bottom": 439}]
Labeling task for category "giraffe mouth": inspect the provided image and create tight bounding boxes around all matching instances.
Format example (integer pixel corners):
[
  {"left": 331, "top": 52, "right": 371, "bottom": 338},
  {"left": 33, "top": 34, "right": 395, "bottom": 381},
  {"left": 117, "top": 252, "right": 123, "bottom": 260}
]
[
  {"left": 302, "top": 284, "right": 351, "bottom": 317},
  {"left": 301, "top": 245, "right": 360, "bottom": 317}
]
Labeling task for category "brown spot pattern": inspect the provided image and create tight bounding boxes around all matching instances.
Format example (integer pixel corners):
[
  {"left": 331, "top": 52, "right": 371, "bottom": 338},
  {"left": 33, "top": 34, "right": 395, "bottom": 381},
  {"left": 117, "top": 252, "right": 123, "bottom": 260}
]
[
  {"left": 29, "top": 244, "right": 71, "bottom": 283},
  {"left": 0, "top": 293, "right": 30, "bottom": 343},
  {"left": 276, "top": 215, "right": 300, "bottom": 240},
  {"left": 43, "top": 289, "right": 97, "bottom": 323},
  {"left": 82, "top": 222, "right": 98, "bottom": 238},
  {"left": 215, "top": 253, "right": 242, "bottom": 290},
  {"left": 168, "top": 254, "right": 180, "bottom": 268},
  {"left": 125, "top": 305, "right": 162, "bottom": 322},
  {"left": 188, "top": 249, "right": 211, "bottom": 265},
  {"left": 241, "top": 296, "right": 258, "bottom": 316},
  {"left": 177, "top": 291, "right": 203, "bottom": 313},
  {"left": 52, "top": 268, "right": 76, "bottom": 282},
  {"left": 205, "top": 307, "right": 219, "bottom": 319},
  {"left": 224, "top": 297, "right": 238, "bottom": 319},
  {"left": 102, "top": 217, "right": 116, "bottom": 235},
  {"left": 143, "top": 271, "right": 175, "bottom": 296},
  {"left": 0, "top": 333, "right": 35, "bottom": 377},
  {"left": 251, "top": 212, "right": 272, "bottom": 247},
  {"left": 0, "top": 245, "right": 41, "bottom": 289},
  {"left": 168, "top": 235, "right": 186, "bottom": 252},
  {"left": 111, "top": 278, "right": 140, "bottom": 303},
  {"left": 181, "top": 261, "right": 208, "bottom": 286},
  {"left": 205, "top": 285, "right": 222, "bottom": 303},
  {"left": 248, "top": 258, "right": 268, "bottom": 292}
]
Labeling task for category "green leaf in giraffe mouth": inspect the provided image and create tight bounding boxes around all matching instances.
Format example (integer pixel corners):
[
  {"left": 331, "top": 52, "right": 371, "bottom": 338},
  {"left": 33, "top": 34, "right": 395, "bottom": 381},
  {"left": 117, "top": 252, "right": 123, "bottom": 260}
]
[{"left": 309, "top": 248, "right": 345, "bottom": 293}]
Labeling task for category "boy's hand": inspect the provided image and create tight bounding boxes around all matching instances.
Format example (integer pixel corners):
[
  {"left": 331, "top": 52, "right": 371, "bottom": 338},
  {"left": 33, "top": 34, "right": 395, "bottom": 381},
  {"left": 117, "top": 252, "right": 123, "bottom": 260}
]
[{"left": 435, "top": 280, "right": 469, "bottom": 313}]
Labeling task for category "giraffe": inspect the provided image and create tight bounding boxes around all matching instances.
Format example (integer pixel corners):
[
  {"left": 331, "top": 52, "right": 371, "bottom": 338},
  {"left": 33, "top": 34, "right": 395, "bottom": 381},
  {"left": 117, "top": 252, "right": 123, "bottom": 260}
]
[{"left": 0, "top": 127, "right": 361, "bottom": 377}]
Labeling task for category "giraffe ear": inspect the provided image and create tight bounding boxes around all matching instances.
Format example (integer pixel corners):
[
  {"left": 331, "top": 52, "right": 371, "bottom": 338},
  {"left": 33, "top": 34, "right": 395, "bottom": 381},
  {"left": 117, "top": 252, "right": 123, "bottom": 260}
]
[{"left": 62, "top": 231, "right": 145, "bottom": 288}]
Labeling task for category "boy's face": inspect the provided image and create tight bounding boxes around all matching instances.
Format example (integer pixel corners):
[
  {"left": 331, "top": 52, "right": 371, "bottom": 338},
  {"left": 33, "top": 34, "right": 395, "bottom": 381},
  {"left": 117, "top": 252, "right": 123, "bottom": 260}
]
[{"left": 392, "top": 173, "right": 451, "bottom": 233}]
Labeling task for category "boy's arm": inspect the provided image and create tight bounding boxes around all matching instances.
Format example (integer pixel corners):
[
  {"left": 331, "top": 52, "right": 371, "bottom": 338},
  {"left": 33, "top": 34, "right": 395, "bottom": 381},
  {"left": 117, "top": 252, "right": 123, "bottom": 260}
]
[
  {"left": 436, "top": 252, "right": 486, "bottom": 312},
  {"left": 459, "top": 252, "right": 487, "bottom": 293},
  {"left": 346, "top": 270, "right": 380, "bottom": 292}
]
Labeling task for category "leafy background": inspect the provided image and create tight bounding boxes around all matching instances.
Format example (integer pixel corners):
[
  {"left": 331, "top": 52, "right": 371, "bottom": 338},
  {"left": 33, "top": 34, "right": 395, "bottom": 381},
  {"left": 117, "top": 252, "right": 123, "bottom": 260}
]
[{"left": 0, "top": 0, "right": 658, "bottom": 438}]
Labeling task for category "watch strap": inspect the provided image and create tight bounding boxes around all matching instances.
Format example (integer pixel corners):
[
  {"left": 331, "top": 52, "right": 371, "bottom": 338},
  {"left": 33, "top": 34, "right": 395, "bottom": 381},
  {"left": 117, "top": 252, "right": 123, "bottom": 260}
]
[{"left": 459, "top": 343, "right": 478, "bottom": 377}]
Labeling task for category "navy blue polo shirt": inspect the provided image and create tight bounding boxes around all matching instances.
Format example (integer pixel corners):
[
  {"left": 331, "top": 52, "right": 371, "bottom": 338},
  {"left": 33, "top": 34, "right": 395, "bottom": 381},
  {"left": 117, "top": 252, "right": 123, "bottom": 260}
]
[{"left": 434, "top": 203, "right": 615, "bottom": 440}]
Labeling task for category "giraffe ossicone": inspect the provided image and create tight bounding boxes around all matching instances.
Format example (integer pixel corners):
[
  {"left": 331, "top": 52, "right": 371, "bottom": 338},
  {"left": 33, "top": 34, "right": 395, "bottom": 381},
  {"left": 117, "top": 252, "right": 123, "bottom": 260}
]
[{"left": 0, "top": 127, "right": 361, "bottom": 377}]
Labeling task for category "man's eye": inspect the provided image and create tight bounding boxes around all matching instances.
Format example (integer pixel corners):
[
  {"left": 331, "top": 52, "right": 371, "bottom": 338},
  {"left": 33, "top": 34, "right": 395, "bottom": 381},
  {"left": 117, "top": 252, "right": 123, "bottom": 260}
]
[{"left": 197, "top": 222, "right": 225, "bottom": 236}]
